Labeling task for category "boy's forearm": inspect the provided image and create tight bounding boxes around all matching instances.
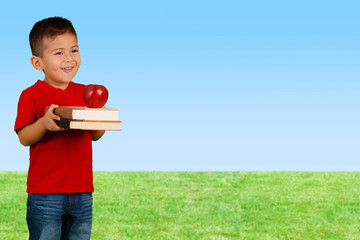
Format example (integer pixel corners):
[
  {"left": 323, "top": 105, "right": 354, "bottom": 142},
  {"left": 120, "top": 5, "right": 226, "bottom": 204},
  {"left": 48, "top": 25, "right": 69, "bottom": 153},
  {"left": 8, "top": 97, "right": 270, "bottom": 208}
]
[
  {"left": 18, "top": 118, "right": 48, "bottom": 146},
  {"left": 18, "top": 104, "right": 63, "bottom": 146},
  {"left": 91, "top": 130, "right": 105, "bottom": 141}
]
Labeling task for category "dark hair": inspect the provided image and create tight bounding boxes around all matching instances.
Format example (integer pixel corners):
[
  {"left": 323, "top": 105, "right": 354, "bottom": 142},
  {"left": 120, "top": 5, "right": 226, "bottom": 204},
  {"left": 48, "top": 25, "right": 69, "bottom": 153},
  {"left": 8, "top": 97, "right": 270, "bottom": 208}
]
[{"left": 29, "top": 17, "right": 77, "bottom": 57}]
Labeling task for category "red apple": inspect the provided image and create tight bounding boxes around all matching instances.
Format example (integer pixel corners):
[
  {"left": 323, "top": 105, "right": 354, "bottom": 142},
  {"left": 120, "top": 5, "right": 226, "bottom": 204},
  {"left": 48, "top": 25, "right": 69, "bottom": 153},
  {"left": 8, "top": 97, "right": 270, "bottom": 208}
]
[{"left": 83, "top": 84, "right": 109, "bottom": 108}]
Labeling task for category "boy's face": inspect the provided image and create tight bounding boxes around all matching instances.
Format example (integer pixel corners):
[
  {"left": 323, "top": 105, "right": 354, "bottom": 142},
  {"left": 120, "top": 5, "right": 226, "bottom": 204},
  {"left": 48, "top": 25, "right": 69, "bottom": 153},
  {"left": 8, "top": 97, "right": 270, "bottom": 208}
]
[{"left": 31, "top": 33, "right": 81, "bottom": 89}]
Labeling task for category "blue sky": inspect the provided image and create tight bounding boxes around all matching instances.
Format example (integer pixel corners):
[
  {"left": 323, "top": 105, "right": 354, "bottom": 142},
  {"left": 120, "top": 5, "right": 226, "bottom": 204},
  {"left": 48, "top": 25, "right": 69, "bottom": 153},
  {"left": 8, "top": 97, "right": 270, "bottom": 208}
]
[{"left": 1, "top": 1, "right": 359, "bottom": 171}]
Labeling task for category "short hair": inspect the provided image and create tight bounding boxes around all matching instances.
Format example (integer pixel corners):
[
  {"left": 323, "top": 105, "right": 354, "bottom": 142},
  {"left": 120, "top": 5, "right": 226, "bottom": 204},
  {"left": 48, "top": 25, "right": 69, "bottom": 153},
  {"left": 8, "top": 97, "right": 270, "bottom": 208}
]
[{"left": 29, "top": 17, "right": 77, "bottom": 57}]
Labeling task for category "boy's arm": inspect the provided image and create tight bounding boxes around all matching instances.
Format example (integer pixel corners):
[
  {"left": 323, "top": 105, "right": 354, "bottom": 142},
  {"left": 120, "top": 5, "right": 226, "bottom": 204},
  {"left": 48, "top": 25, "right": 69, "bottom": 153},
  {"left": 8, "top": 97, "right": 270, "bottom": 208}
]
[
  {"left": 17, "top": 104, "right": 63, "bottom": 146},
  {"left": 91, "top": 130, "right": 105, "bottom": 141}
]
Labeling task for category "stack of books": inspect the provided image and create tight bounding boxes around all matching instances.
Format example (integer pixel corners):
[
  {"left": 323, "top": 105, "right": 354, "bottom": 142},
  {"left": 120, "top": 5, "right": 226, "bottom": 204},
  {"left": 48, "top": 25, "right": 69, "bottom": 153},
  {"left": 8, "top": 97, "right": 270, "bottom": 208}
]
[{"left": 49, "top": 106, "right": 121, "bottom": 131}]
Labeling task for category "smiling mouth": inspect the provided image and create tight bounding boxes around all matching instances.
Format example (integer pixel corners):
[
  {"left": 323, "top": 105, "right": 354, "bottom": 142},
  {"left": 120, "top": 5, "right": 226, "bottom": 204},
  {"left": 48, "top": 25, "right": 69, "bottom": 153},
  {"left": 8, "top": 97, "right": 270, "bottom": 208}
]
[{"left": 62, "top": 67, "right": 73, "bottom": 72}]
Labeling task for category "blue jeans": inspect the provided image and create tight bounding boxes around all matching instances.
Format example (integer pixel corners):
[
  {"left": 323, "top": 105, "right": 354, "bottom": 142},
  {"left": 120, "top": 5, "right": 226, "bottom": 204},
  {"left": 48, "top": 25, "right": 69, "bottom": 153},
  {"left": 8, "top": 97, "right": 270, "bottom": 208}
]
[{"left": 27, "top": 193, "right": 93, "bottom": 240}]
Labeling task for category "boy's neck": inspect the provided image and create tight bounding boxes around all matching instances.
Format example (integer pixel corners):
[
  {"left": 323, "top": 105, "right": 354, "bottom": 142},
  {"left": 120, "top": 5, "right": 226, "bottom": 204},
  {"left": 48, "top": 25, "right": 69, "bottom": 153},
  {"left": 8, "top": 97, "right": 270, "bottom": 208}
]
[{"left": 43, "top": 79, "right": 70, "bottom": 90}]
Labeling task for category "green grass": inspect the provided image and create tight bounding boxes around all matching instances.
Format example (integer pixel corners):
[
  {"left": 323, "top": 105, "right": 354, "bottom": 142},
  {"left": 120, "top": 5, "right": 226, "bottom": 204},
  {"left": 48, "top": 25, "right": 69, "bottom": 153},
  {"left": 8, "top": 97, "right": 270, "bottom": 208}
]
[{"left": 1, "top": 172, "right": 360, "bottom": 239}]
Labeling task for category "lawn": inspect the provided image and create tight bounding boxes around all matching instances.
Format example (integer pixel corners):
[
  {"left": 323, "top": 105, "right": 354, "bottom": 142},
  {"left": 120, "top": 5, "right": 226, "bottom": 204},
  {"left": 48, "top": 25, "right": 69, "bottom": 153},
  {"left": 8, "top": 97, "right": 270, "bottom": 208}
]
[{"left": 1, "top": 171, "right": 360, "bottom": 239}]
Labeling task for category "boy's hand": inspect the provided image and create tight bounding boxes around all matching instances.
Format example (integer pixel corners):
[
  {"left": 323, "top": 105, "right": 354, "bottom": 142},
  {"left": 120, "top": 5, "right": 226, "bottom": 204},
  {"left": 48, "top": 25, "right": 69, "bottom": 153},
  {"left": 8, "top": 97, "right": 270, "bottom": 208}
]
[{"left": 41, "top": 104, "right": 64, "bottom": 131}]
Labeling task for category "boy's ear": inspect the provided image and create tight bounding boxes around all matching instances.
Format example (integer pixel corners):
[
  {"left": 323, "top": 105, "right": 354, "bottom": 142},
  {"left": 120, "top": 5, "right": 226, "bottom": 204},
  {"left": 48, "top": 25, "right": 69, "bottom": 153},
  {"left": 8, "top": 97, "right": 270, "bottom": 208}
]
[{"left": 30, "top": 56, "right": 43, "bottom": 71}]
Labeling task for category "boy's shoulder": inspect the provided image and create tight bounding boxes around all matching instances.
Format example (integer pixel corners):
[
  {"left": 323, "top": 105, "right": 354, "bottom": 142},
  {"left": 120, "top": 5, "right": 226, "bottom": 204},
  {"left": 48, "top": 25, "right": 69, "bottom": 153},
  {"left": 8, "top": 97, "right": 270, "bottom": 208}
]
[
  {"left": 19, "top": 80, "right": 42, "bottom": 98},
  {"left": 21, "top": 80, "right": 44, "bottom": 93}
]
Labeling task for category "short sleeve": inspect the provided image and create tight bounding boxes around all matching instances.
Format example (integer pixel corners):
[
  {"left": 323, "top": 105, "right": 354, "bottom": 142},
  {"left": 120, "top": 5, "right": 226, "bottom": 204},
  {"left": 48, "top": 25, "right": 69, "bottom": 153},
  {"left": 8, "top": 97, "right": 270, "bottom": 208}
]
[{"left": 14, "top": 90, "right": 37, "bottom": 133}]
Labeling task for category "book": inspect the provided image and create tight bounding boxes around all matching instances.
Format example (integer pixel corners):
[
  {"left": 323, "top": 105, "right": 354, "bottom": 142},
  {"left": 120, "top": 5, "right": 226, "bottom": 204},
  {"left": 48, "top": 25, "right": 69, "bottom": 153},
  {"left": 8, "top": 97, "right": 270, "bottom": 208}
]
[
  {"left": 56, "top": 119, "right": 121, "bottom": 131},
  {"left": 46, "top": 106, "right": 119, "bottom": 121}
]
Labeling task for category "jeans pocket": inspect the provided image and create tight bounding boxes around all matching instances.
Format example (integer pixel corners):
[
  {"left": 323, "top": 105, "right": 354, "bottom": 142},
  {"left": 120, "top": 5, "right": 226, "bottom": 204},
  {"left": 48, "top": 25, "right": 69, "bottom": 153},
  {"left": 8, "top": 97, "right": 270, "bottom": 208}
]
[{"left": 28, "top": 194, "right": 65, "bottom": 221}]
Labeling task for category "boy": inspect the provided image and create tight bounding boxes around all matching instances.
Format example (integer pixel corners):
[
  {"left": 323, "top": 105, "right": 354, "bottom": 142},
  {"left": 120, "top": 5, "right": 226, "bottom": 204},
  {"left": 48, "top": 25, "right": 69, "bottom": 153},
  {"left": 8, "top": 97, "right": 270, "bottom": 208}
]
[{"left": 14, "top": 17, "right": 104, "bottom": 240}]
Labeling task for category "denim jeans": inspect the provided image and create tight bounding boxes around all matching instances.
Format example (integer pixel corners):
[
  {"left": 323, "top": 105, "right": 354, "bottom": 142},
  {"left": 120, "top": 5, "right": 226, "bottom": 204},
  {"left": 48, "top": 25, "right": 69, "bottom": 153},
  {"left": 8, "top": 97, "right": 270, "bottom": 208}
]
[{"left": 27, "top": 193, "right": 93, "bottom": 240}]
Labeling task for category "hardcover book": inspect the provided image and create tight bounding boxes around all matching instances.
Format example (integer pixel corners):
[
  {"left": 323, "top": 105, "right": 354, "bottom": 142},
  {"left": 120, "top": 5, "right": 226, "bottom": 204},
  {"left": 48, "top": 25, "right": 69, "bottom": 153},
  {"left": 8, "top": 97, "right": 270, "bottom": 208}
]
[
  {"left": 46, "top": 106, "right": 119, "bottom": 121},
  {"left": 56, "top": 119, "right": 121, "bottom": 131}
]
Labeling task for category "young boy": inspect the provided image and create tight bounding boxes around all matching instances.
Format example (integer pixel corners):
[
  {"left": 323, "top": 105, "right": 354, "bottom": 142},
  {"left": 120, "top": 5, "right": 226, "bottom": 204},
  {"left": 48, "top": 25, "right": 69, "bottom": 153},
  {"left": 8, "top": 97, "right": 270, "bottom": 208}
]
[{"left": 14, "top": 17, "right": 104, "bottom": 240}]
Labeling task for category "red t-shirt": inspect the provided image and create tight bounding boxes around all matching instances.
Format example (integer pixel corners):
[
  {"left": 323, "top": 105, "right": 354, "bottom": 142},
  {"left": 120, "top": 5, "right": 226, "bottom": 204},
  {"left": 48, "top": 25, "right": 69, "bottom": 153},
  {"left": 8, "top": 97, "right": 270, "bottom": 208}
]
[{"left": 15, "top": 80, "right": 94, "bottom": 193}]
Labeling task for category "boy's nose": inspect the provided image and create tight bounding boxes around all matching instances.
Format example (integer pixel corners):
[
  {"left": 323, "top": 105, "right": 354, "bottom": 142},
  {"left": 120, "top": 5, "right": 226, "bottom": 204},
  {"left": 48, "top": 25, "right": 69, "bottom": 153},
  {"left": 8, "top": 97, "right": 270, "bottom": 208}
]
[{"left": 64, "top": 53, "right": 74, "bottom": 62}]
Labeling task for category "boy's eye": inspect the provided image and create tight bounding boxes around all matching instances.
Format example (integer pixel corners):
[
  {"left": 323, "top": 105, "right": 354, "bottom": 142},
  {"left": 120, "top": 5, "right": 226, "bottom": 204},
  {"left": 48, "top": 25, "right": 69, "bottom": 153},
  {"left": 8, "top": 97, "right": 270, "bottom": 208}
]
[
  {"left": 72, "top": 49, "right": 79, "bottom": 53},
  {"left": 55, "top": 52, "right": 63, "bottom": 55}
]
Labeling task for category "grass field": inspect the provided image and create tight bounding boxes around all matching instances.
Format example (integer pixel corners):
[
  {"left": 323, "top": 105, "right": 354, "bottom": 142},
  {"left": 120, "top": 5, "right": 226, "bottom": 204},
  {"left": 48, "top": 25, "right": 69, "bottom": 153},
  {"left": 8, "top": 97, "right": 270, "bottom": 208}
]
[{"left": 1, "top": 171, "right": 360, "bottom": 239}]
